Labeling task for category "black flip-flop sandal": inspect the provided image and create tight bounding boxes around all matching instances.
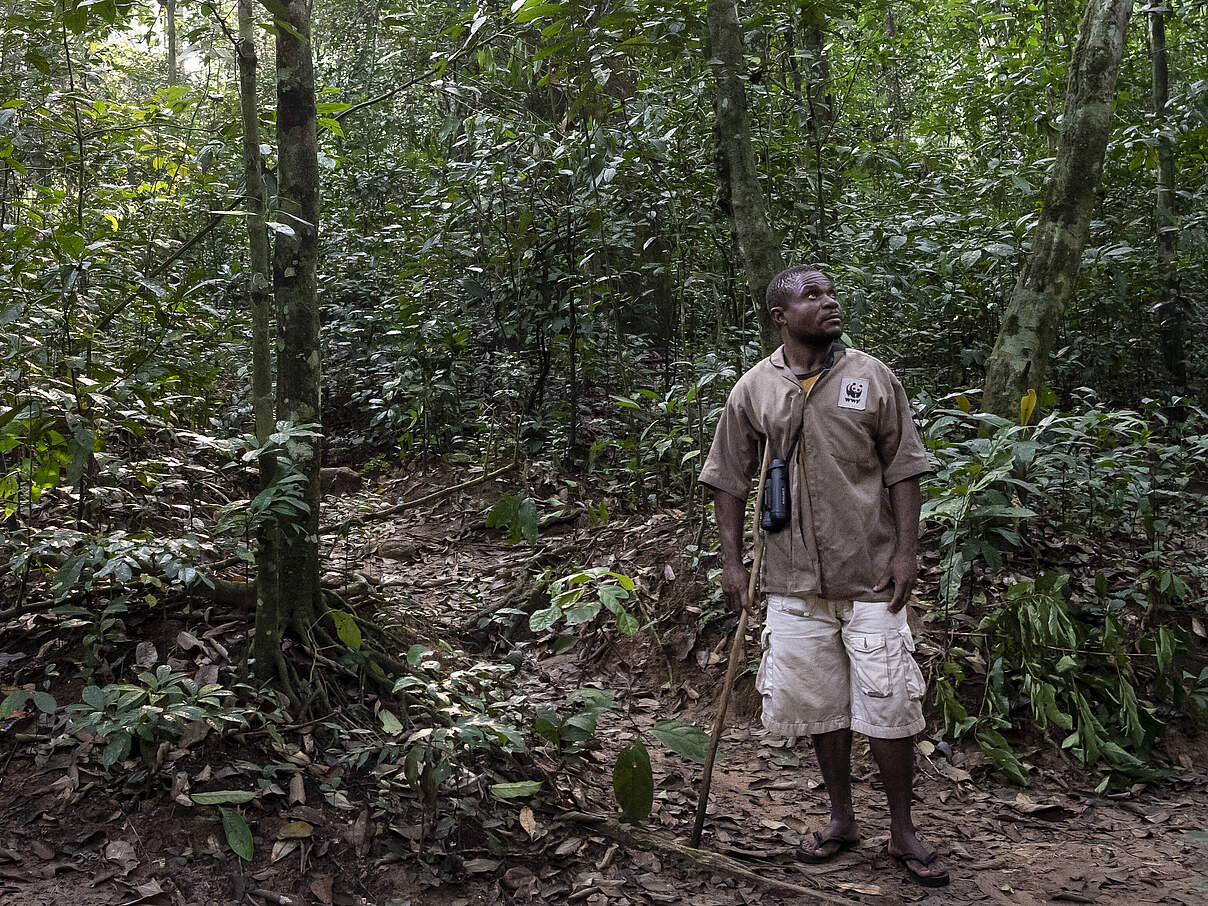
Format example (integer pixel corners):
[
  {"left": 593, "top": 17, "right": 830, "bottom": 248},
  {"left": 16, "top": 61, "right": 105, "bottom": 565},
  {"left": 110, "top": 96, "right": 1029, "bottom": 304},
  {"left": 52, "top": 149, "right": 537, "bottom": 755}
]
[
  {"left": 797, "top": 831, "right": 859, "bottom": 864},
  {"left": 889, "top": 849, "right": 950, "bottom": 888}
]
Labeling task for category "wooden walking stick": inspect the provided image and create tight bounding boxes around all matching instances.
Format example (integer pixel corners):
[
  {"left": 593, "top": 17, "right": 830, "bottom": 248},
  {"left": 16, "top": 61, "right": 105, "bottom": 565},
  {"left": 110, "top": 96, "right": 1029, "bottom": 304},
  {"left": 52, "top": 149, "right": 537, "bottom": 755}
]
[{"left": 690, "top": 439, "right": 773, "bottom": 848}]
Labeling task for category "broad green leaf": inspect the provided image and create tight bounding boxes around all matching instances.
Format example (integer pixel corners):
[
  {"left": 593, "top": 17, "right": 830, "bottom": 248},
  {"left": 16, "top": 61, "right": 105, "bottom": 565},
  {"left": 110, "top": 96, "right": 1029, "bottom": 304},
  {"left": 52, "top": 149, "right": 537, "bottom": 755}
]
[
  {"left": 651, "top": 721, "right": 709, "bottom": 764},
  {"left": 516, "top": 497, "right": 538, "bottom": 546},
  {"left": 81, "top": 685, "right": 105, "bottom": 710},
  {"left": 598, "top": 584, "right": 628, "bottom": 615},
  {"left": 330, "top": 610, "right": 362, "bottom": 652},
  {"left": 528, "top": 605, "right": 561, "bottom": 633},
  {"left": 103, "top": 736, "right": 130, "bottom": 767},
  {"left": 220, "top": 807, "right": 253, "bottom": 861},
  {"left": 489, "top": 780, "right": 542, "bottom": 799},
  {"left": 191, "top": 790, "right": 257, "bottom": 805},
  {"left": 612, "top": 743, "right": 653, "bottom": 823},
  {"left": 31, "top": 691, "right": 56, "bottom": 714},
  {"left": 616, "top": 611, "right": 640, "bottom": 635},
  {"left": 0, "top": 690, "right": 29, "bottom": 718},
  {"left": 406, "top": 644, "right": 432, "bottom": 667},
  {"left": 379, "top": 709, "right": 404, "bottom": 735}
]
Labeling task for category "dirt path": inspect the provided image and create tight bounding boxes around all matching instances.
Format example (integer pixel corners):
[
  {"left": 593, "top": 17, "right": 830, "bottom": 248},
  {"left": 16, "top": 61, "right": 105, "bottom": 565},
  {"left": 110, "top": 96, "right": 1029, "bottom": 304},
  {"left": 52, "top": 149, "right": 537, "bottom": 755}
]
[{"left": 342, "top": 484, "right": 1208, "bottom": 906}]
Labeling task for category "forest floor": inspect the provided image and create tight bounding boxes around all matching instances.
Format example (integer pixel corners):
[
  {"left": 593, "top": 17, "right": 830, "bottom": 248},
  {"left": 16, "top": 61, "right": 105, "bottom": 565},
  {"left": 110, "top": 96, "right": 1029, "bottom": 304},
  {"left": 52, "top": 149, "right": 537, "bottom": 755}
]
[{"left": 1, "top": 467, "right": 1206, "bottom": 906}]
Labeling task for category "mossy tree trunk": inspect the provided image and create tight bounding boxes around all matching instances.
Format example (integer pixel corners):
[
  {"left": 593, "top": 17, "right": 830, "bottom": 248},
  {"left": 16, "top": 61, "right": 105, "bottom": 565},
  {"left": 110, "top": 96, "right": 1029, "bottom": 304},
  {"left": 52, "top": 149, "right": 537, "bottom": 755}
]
[
  {"left": 271, "top": 0, "right": 324, "bottom": 662},
  {"left": 1148, "top": 8, "right": 1184, "bottom": 392},
  {"left": 981, "top": 0, "right": 1134, "bottom": 418},
  {"left": 707, "top": 0, "right": 783, "bottom": 352},
  {"left": 237, "top": 0, "right": 285, "bottom": 679}
]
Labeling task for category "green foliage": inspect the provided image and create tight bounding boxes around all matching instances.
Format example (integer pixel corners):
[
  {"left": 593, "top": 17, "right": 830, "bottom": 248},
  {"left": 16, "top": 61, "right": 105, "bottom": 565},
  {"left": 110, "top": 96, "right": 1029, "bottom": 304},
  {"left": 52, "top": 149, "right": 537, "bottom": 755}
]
[
  {"left": 219, "top": 807, "right": 254, "bottom": 861},
  {"left": 486, "top": 493, "right": 539, "bottom": 546},
  {"left": 528, "top": 567, "right": 640, "bottom": 638},
  {"left": 937, "top": 572, "right": 1177, "bottom": 784},
  {"left": 489, "top": 780, "right": 543, "bottom": 799},
  {"left": 612, "top": 742, "right": 653, "bottom": 824},
  {"left": 66, "top": 667, "right": 250, "bottom": 768},
  {"left": 532, "top": 686, "right": 619, "bottom": 752},
  {"left": 0, "top": 688, "right": 57, "bottom": 719},
  {"left": 650, "top": 720, "right": 710, "bottom": 766}
]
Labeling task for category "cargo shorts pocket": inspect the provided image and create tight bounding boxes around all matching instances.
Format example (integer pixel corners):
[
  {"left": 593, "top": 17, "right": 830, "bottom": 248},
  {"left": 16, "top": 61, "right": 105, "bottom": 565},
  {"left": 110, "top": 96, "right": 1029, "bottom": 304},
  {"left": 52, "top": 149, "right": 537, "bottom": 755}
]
[
  {"left": 755, "top": 626, "right": 773, "bottom": 696},
  {"left": 847, "top": 633, "right": 891, "bottom": 698},
  {"left": 899, "top": 631, "right": 926, "bottom": 701}
]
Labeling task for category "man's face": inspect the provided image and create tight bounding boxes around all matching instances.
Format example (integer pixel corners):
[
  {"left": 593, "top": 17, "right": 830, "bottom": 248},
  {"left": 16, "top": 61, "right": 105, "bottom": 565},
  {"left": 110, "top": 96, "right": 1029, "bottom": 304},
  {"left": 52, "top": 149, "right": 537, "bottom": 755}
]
[{"left": 771, "top": 274, "right": 842, "bottom": 344}]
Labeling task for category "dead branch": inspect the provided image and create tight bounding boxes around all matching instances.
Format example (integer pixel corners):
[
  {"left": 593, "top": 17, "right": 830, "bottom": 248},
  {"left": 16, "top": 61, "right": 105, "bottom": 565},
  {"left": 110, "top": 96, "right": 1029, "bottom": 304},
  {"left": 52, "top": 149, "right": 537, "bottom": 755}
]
[
  {"left": 561, "top": 811, "right": 863, "bottom": 906},
  {"left": 319, "top": 461, "right": 516, "bottom": 535}
]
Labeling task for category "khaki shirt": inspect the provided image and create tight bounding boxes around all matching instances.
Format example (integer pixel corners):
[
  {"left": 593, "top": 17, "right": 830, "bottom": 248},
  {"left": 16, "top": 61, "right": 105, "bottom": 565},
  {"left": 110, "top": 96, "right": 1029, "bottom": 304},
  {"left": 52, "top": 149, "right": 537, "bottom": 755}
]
[{"left": 699, "top": 345, "right": 933, "bottom": 602}]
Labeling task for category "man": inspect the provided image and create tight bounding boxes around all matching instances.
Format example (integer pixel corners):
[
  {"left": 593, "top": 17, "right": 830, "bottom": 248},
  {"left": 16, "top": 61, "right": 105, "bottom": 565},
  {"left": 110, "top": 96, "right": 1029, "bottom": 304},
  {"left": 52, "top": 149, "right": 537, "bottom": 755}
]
[{"left": 698, "top": 265, "right": 948, "bottom": 887}]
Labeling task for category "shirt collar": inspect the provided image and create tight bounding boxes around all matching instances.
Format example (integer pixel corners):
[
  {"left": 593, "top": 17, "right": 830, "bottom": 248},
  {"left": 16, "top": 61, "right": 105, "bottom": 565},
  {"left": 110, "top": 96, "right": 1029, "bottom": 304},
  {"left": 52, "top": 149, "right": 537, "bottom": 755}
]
[{"left": 769, "top": 342, "right": 847, "bottom": 371}]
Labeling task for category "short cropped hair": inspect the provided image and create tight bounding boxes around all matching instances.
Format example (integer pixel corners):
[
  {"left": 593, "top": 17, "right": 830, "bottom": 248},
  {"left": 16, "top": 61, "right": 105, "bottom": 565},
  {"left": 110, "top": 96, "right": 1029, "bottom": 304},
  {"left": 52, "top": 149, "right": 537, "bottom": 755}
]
[{"left": 766, "top": 265, "right": 829, "bottom": 312}]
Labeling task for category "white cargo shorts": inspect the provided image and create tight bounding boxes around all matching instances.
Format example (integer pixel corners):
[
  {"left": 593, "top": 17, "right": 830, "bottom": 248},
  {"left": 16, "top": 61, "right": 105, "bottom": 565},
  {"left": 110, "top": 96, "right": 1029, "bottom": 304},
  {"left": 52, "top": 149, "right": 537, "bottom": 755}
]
[{"left": 755, "top": 594, "right": 927, "bottom": 739}]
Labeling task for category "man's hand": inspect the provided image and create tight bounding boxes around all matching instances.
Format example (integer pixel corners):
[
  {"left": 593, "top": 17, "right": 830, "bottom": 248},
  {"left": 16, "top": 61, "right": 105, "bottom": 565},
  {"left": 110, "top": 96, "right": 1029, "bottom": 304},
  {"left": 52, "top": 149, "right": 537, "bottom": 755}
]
[
  {"left": 721, "top": 562, "right": 753, "bottom": 616},
  {"left": 713, "top": 489, "right": 754, "bottom": 616},
  {"left": 874, "top": 550, "right": 918, "bottom": 614}
]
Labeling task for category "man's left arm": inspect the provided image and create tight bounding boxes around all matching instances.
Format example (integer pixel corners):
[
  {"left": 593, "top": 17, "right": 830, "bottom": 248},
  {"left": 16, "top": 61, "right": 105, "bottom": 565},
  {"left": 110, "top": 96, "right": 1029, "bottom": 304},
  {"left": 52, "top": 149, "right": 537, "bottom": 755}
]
[{"left": 873, "top": 476, "right": 921, "bottom": 614}]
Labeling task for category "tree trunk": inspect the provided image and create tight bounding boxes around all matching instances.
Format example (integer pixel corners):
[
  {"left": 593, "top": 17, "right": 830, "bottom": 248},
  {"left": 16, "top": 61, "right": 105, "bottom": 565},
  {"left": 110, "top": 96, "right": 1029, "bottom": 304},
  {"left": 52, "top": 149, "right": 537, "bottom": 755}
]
[
  {"left": 238, "top": 0, "right": 283, "bottom": 679},
  {"left": 165, "top": 0, "right": 177, "bottom": 86},
  {"left": 707, "top": 0, "right": 783, "bottom": 352},
  {"left": 802, "top": 7, "right": 832, "bottom": 261},
  {"left": 981, "top": 0, "right": 1134, "bottom": 418},
  {"left": 1148, "top": 9, "right": 1184, "bottom": 392},
  {"left": 273, "top": 0, "right": 323, "bottom": 647}
]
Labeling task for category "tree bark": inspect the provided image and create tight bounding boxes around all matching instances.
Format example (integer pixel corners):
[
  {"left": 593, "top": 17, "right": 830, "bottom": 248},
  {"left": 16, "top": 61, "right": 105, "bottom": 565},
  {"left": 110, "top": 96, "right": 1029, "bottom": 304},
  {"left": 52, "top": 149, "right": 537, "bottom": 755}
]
[
  {"left": 1148, "top": 8, "right": 1184, "bottom": 392},
  {"left": 707, "top": 0, "right": 783, "bottom": 352},
  {"left": 165, "top": 0, "right": 177, "bottom": 86},
  {"left": 238, "top": 0, "right": 283, "bottom": 677},
  {"left": 802, "top": 7, "right": 832, "bottom": 261},
  {"left": 981, "top": 0, "right": 1134, "bottom": 418},
  {"left": 273, "top": 0, "right": 323, "bottom": 645}
]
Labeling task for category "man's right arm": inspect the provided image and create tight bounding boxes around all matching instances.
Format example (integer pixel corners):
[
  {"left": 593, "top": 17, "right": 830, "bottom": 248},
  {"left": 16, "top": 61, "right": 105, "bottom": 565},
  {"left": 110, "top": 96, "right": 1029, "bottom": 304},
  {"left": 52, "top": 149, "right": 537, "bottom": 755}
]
[{"left": 715, "top": 489, "right": 752, "bottom": 615}]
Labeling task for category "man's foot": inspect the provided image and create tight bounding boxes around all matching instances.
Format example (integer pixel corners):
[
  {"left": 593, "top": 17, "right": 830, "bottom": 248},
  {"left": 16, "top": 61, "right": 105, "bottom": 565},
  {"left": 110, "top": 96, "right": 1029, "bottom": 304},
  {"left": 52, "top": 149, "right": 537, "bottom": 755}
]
[
  {"left": 887, "top": 832, "right": 949, "bottom": 887},
  {"left": 797, "top": 819, "right": 860, "bottom": 864}
]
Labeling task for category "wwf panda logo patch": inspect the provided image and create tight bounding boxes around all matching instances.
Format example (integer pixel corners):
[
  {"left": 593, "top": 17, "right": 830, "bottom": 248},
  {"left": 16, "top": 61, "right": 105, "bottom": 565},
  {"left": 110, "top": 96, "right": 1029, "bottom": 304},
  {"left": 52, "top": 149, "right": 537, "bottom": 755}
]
[{"left": 838, "top": 378, "right": 868, "bottom": 411}]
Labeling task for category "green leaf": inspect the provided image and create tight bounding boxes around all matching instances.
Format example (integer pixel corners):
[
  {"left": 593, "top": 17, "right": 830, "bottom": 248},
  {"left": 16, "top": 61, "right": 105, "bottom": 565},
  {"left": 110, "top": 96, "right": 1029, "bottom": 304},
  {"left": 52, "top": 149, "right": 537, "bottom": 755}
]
[
  {"left": 405, "top": 644, "right": 432, "bottom": 667},
  {"left": 651, "top": 721, "right": 710, "bottom": 765},
  {"left": 191, "top": 790, "right": 257, "bottom": 805},
  {"left": 330, "top": 610, "right": 362, "bottom": 651},
  {"left": 103, "top": 735, "right": 130, "bottom": 767},
  {"left": 976, "top": 729, "right": 1029, "bottom": 786},
  {"left": 616, "top": 611, "right": 640, "bottom": 635},
  {"left": 489, "top": 780, "right": 543, "bottom": 799},
  {"left": 568, "top": 688, "right": 617, "bottom": 715},
  {"left": 486, "top": 493, "right": 519, "bottom": 530},
  {"left": 612, "top": 743, "right": 653, "bottom": 823},
  {"left": 528, "top": 605, "right": 561, "bottom": 633},
  {"left": 598, "top": 584, "right": 629, "bottom": 614},
  {"left": 379, "top": 709, "right": 404, "bottom": 736},
  {"left": 81, "top": 685, "right": 105, "bottom": 710},
  {"left": 220, "top": 807, "right": 253, "bottom": 861},
  {"left": 31, "top": 691, "right": 56, "bottom": 714},
  {"left": 0, "top": 690, "right": 29, "bottom": 718},
  {"left": 516, "top": 497, "right": 538, "bottom": 546}
]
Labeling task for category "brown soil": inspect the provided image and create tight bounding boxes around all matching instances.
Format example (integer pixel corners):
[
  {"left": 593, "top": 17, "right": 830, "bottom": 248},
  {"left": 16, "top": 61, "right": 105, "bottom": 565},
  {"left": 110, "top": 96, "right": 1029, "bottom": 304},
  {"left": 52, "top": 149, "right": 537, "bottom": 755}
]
[{"left": 2, "top": 469, "right": 1206, "bottom": 905}]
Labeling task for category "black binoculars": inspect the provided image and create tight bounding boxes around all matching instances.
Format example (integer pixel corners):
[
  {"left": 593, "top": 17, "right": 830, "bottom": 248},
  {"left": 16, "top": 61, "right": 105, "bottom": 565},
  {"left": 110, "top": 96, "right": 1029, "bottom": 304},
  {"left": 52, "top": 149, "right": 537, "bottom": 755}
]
[{"left": 760, "top": 457, "right": 790, "bottom": 532}]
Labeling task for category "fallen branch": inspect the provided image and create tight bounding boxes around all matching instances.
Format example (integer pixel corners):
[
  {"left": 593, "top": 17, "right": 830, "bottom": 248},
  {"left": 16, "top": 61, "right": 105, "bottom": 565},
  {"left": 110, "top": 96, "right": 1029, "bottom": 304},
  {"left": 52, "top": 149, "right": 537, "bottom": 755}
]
[
  {"left": 561, "top": 811, "right": 862, "bottom": 906},
  {"left": 319, "top": 461, "right": 516, "bottom": 535}
]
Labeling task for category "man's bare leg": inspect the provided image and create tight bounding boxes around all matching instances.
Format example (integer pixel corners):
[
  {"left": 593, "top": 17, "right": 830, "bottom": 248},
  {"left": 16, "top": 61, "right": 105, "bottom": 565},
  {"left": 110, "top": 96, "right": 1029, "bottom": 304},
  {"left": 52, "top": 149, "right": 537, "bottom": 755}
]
[
  {"left": 868, "top": 736, "right": 947, "bottom": 881},
  {"left": 803, "top": 728, "right": 860, "bottom": 858}
]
